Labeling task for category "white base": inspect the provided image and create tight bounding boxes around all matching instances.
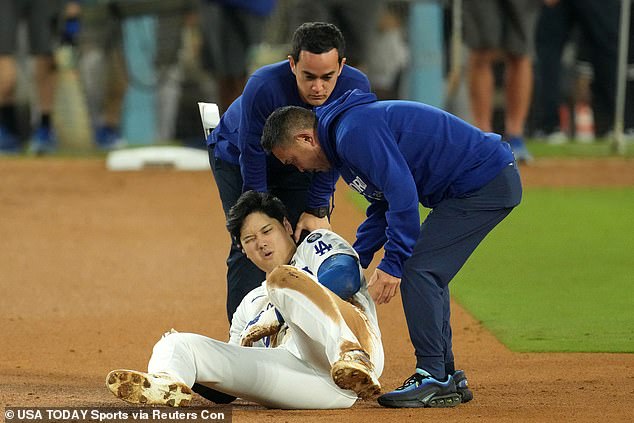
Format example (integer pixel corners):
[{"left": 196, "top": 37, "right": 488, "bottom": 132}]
[{"left": 106, "top": 146, "right": 209, "bottom": 171}]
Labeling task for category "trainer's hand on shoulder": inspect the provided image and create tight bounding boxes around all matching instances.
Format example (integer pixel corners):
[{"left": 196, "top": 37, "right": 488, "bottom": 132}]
[
  {"left": 368, "top": 268, "right": 400, "bottom": 305},
  {"left": 294, "top": 213, "right": 331, "bottom": 242}
]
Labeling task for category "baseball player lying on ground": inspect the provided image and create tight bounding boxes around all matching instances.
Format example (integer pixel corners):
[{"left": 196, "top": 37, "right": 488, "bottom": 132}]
[{"left": 106, "top": 191, "right": 383, "bottom": 409}]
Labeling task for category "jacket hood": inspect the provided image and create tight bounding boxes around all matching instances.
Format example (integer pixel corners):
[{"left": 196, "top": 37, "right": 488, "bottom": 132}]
[{"left": 315, "top": 89, "right": 378, "bottom": 167}]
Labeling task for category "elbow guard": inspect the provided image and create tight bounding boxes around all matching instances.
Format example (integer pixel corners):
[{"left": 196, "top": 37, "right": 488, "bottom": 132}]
[{"left": 317, "top": 254, "right": 361, "bottom": 300}]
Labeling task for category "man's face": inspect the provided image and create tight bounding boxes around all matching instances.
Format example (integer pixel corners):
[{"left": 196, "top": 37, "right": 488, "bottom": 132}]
[
  {"left": 272, "top": 133, "right": 331, "bottom": 173},
  {"left": 240, "top": 212, "right": 296, "bottom": 275},
  {"left": 290, "top": 49, "right": 345, "bottom": 106}
]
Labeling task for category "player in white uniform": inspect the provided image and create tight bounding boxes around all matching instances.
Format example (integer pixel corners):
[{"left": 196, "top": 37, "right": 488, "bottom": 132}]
[{"left": 106, "top": 191, "right": 383, "bottom": 409}]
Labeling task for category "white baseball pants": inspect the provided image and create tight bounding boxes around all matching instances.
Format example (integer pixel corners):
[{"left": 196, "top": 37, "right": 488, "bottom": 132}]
[{"left": 147, "top": 268, "right": 383, "bottom": 409}]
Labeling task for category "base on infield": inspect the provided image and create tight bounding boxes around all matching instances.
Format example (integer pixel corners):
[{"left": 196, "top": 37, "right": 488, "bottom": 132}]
[{"left": 106, "top": 146, "right": 209, "bottom": 171}]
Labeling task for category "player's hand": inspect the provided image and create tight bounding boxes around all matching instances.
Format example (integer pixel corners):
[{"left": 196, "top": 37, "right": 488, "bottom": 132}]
[
  {"left": 294, "top": 212, "right": 331, "bottom": 242},
  {"left": 367, "top": 268, "right": 401, "bottom": 305},
  {"left": 239, "top": 305, "right": 284, "bottom": 347}
]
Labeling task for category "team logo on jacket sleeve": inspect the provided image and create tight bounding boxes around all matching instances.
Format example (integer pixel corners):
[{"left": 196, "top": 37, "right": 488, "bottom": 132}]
[
  {"left": 350, "top": 176, "right": 367, "bottom": 193},
  {"left": 349, "top": 176, "right": 384, "bottom": 200}
]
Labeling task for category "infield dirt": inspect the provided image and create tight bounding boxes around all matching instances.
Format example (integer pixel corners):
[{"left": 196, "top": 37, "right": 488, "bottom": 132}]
[{"left": 1, "top": 158, "right": 633, "bottom": 422}]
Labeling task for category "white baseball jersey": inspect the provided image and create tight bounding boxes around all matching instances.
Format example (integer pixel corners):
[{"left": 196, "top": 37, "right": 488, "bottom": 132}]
[
  {"left": 228, "top": 229, "right": 379, "bottom": 348},
  {"left": 148, "top": 229, "right": 384, "bottom": 409}
]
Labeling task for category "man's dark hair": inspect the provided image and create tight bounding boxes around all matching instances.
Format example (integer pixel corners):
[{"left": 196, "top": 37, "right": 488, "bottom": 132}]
[
  {"left": 261, "top": 106, "right": 316, "bottom": 153},
  {"left": 290, "top": 22, "right": 345, "bottom": 63},
  {"left": 226, "top": 191, "right": 288, "bottom": 246}
]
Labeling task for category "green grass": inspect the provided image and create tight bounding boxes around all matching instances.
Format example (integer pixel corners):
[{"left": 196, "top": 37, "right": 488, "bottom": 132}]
[
  {"left": 348, "top": 187, "right": 634, "bottom": 353},
  {"left": 525, "top": 137, "right": 634, "bottom": 158},
  {"left": 452, "top": 188, "right": 634, "bottom": 352}
]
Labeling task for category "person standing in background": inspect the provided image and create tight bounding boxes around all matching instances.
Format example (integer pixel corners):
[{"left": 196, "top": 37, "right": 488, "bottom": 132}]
[
  {"left": 288, "top": 0, "right": 380, "bottom": 72},
  {"left": 463, "top": 0, "right": 547, "bottom": 163},
  {"left": 207, "top": 22, "right": 371, "bottom": 322},
  {"left": 261, "top": 89, "right": 520, "bottom": 408},
  {"left": 0, "top": 0, "right": 80, "bottom": 154},
  {"left": 198, "top": 0, "right": 277, "bottom": 113},
  {"left": 533, "top": 0, "right": 620, "bottom": 141}
]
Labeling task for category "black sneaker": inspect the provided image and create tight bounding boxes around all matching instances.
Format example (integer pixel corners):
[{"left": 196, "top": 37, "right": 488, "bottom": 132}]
[
  {"left": 453, "top": 370, "right": 473, "bottom": 403},
  {"left": 377, "top": 369, "right": 461, "bottom": 408}
]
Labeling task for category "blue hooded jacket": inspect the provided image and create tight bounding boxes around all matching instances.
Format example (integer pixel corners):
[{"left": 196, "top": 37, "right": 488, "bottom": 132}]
[
  {"left": 209, "top": 61, "right": 371, "bottom": 209},
  {"left": 315, "top": 89, "right": 515, "bottom": 278}
]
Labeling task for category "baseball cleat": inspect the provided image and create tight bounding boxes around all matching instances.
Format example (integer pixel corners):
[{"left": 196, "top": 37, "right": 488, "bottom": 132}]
[
  {"left": 453, "top": 369, "right": 473, "bottom": 403},
  {"left": 377, "top": 369, "right": 461, "bottom": 408},
  {"left": 106, "top": 369, "right": 192, "bottom": 407},
  {"left": 331, "top": 349, "right": 381, "bottom": 399}
]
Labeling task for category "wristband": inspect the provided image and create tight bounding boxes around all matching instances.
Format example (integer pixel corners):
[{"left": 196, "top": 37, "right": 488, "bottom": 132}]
[{"left": 305, "top": 206, "right": 329, "bottom": 218}]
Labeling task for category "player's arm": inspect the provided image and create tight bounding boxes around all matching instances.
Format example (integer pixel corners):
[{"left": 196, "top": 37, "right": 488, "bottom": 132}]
[
  {"left": 238, "top": 79, "right": 275, "bottom": 192},
  {"left": 238, "top": 303, "right": 284, "bottom": 347},
  {"left": 293, "top": 170, "right": 338, "bottom": 240},
  {"left": 230, "top": 285, "right": 285, "bottom": 347},
  {"left": 229, "top": 288, "right": 267, "bottom": 344},
  {"left": 353, "top": 199, "right": 389, "bottom": 269},
  {"left": 339, "top": 124, "right": 419, "bottom": 304},
  {"left": 340, "top": 125, "right": 420, "bottom": 281}
]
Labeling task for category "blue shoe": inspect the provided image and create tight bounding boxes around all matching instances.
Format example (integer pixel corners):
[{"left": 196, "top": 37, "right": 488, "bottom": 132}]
[
  {"left": 453, "top": 369, "right": 473, "bottom": 403},
  {"left": 0, "top": 125, "right": 20, "bottom": 154},
  {"left": 377, "top": 369, "right": 461, "bottom": 408},
  {"left": 95, "top": 125, "right": 125, "bottom": 150},
  {"left": 507, "top": 136, "right": 533, "bottom": 164},
  {"left": 29, "top": 125, "right": 57, "bottom": 155}
]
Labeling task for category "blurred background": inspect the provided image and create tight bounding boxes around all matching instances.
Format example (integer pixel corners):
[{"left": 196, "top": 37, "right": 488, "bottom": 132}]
[{"left": 0, "top": 0, "right": 633, "bottom": 156}]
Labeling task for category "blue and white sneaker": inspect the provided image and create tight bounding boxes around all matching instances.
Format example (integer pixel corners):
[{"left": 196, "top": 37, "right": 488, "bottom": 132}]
[
  {"left": 453, "top": 369, "right": 473, "bottom": 403},
  {"left": 507, "top": 136, "right": 533, "bottom": 164},
  {"left": 29, "top": 125, "right": 57, "bottom": 155},
  {"left": 377, "top": 368, "right": 461, "bottom": 408},
  {"left": 0, "top": 125, "right": 20, "bottom": 154}
]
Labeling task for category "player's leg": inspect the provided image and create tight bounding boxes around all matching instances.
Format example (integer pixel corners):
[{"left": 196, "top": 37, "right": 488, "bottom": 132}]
[
  {"left": 534, "top": 2, "right": 571, "bottom": 138},
  {"left": 503, "top": 0, "right": 541, "bottom": 137},
  {"left": 404, "top": 163, "right": 521, "bottom": 378},
  {"left": 149, "top": 332, "right": 357, "bottom": 409},
  {"left": 269, "top": 168, "right": 312, "bottom": 229},
  {"left": 440, "top": 284, "right": 473, "bottom": 403},
  {"left": 0, "top": 0, "right": 20, "bottom": 152},
  {"left": 463, "top": 0, "right": 502, "bottom": 132},
  {"left": 330, "top": 0, "right": 381, "bottom": 69},
  {"left": 27, "top": 0, "right": 57, "bottom": 154},
  {"left": 575, "top": 0, "right": 619, "bottom": 136},
  {"left": 380, "top": 163, "right": 521, "bottom": 408},
  {"left": 266, "top": 265, "right": 383, "bottom": 398},
  {"left": 218, "top": 8, "right": 262, "bottom": 112},
  {"left": 208, "top": 149, "right": 265, "bottom": 321}
]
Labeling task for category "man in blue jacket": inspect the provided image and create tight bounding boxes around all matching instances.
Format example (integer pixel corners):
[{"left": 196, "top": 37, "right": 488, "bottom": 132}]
[
  {"left": 261, "top": 89, "right": 522, "bottom": 408},
  {"left": 207, "top": 23, "right": 371, "bottom": 321}
]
